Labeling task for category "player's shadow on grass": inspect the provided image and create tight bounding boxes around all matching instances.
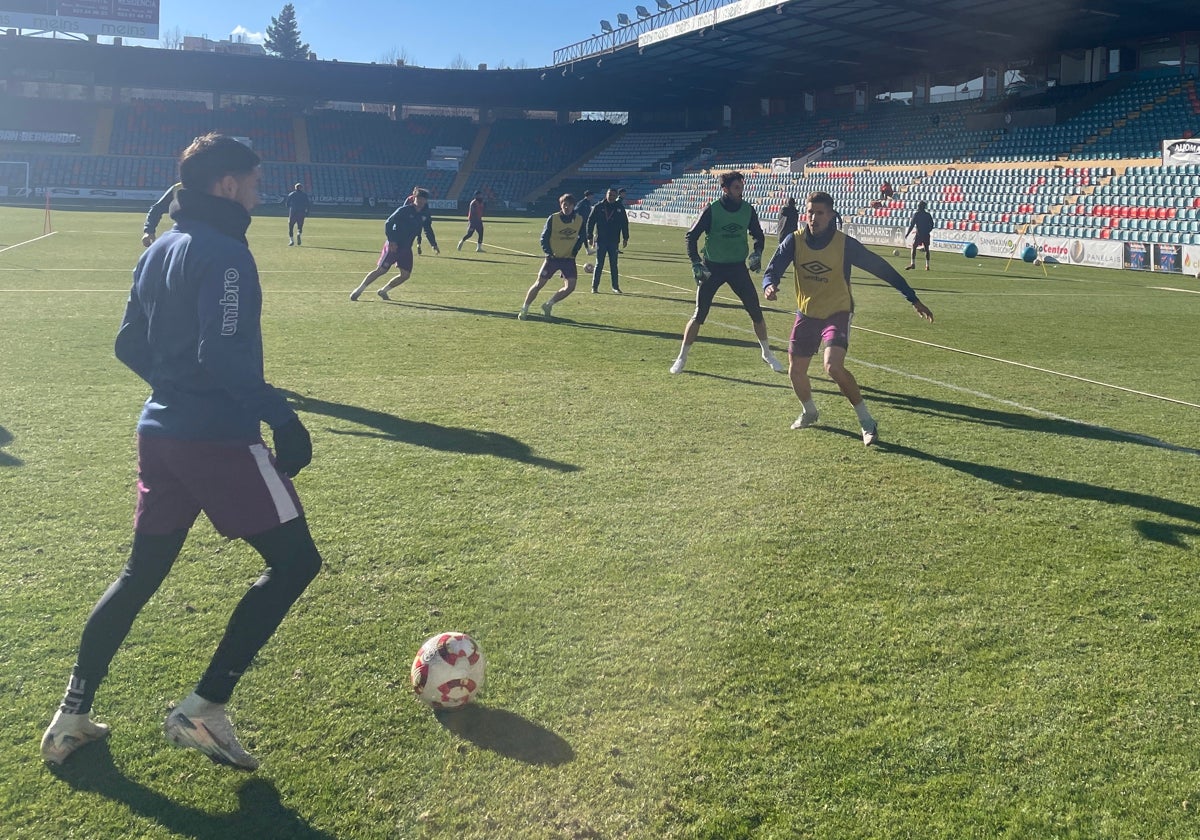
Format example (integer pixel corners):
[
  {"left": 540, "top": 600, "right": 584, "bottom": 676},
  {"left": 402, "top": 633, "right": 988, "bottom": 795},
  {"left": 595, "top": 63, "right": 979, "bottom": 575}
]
[
  {"left": 50, "top": 740, "right": 334, "bottom": 840},
  {"left": 280, "top": 391, "right": 579, "bottom": 473},
  {"left": 435, "top": 705, "right": 574, "bottom": 766},
  {"left": 861, "top": 385, "right": 1200, "bottom": 455},
  {"left": 0, "top": 424, "right": 20, "bottom": 466},
  {"left": 882, "top": 441, "right": 1200, "bottom": 530}
]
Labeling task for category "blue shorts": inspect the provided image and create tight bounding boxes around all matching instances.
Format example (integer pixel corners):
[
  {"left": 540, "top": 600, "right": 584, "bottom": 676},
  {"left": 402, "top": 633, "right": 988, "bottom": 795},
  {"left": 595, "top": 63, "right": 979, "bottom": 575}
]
[{"left": 133, "top": 434, "right": 303, "bottom": 539}]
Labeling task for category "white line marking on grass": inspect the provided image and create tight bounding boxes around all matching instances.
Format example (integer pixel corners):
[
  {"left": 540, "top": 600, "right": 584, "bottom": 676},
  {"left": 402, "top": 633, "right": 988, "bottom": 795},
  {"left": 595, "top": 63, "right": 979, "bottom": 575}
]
[
  {"left": 1149, "top": 286, "right": 1200, "bottom": 294},
  {"left": 0, "top": 231, "right": 57, "bottom": 254},
  {"left": 851, "top": 325, "right": 1200, "bottom": 409}
]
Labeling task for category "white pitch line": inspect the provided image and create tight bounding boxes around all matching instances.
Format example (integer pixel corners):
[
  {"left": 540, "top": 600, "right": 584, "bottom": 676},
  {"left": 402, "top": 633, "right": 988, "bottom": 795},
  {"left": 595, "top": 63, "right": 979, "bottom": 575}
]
[
  {"left": 1150, "top": 286, "right": 1200, "bottom": 294},
  {"left": 0, "top": 231, "right": 57, "bottom": 254}
]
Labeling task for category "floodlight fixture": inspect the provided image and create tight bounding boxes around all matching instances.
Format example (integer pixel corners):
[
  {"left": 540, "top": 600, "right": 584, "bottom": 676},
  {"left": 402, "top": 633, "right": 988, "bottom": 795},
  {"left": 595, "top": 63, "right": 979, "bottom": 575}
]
[
  {"left": 617, "top": 13, "right": 632, "bottom": 26},
  {"left": 656, "top": 0, "right": 673, "bottom": 9},
  {"left": 600, "top": 19, "right": 614, "bottom": 32},
  {"left": 636, "top": 5, "right": 652, "bottom": 17}
]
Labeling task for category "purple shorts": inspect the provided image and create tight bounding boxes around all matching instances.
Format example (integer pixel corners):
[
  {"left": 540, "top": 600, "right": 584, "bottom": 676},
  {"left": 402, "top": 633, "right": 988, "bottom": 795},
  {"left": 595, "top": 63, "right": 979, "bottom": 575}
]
[
  {"left": 378, "top": 242, "right": 414, "bottom": 272},
  {"left": 789, "top": 311, "right": 852, "bottom": 358},
  {"left": 133, "top": 434, "right": 303, "bottom": 539},
  {"left": 538, "top": 257, "right": 577, "bottom": 281}
]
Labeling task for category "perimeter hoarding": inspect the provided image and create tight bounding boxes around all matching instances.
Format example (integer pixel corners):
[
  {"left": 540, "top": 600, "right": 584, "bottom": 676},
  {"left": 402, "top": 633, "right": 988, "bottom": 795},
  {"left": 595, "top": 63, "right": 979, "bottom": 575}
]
[{"left": 0, "top": 0, "right": 158, "bottom": 39}]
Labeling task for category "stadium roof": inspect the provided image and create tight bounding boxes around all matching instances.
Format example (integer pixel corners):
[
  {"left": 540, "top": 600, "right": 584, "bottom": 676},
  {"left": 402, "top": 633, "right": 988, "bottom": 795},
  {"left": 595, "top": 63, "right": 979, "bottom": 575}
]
[{"left": 2, "top": 1, "right": 1198, "bottom": 112}]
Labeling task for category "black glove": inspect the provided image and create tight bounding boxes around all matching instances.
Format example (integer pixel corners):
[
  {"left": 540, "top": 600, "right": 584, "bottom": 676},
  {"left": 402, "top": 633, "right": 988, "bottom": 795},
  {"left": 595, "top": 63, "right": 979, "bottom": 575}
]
[
  {"left": 747, "top": 250, "right": 763, "bottom": 272},
  {"left": 273, "top": 417, "right": 312, "bottom": 478}
]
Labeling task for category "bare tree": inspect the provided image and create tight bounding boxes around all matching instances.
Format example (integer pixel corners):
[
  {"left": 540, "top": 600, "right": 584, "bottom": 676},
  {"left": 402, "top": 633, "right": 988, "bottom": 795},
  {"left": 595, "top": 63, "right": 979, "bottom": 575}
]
[
  {"left": 160, "top": 25, "right": 185, "bottom": 50},
  {"left": 378, "top": 46, "right": 415, "bottom": 66},
  {"left": 447, "top": 53, "right": 471, "bottom": 70},
  {"left": 513, "top": 59, "right": 528, "bottom": 69}
]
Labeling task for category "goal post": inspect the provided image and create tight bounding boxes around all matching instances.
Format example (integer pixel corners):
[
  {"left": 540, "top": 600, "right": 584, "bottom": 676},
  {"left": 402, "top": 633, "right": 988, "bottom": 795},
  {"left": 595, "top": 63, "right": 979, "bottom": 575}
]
[{"left": 0, "top": 161, "right": 32, "bottom": 199}]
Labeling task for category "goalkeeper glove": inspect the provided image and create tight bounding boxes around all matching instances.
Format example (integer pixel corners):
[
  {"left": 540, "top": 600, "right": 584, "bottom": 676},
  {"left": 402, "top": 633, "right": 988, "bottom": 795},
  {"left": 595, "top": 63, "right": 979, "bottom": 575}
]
[
  {"left": 691, "top": 262, "right": 711, "bottom": 284},
  {"left": 747, "top": 250, "right": 763, "bottom": 272},
  {"left": 273, "top": 417, "right": 312, "bottom": 478}
]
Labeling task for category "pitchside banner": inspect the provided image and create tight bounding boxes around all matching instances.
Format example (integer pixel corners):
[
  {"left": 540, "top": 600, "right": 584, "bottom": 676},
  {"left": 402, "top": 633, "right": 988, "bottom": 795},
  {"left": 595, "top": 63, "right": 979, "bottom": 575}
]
[
  {"left": 0, "top": 0, "right": 159, "bottom": 39},
  {"left": 1162, "top": 139, "right": 1200, "bottom": 167}
]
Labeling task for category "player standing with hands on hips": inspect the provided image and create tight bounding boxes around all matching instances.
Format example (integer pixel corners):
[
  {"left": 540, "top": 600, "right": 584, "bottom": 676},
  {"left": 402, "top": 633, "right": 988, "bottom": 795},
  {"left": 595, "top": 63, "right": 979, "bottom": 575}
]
[
  {"left": 763, "top": 191, "right": 934, "bottom": 446},
  {"left": 41, "top": 133, "right": 322, "bottom": 771},
  {"left": 669, "top": 170, "right": 784, "bottom": 375}
]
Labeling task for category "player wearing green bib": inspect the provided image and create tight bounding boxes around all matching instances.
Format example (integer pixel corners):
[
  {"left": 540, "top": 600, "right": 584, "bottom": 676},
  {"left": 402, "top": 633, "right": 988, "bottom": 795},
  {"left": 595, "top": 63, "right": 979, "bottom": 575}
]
[{"left": 669, "top": 171, "right": 784, "bottom": 375}]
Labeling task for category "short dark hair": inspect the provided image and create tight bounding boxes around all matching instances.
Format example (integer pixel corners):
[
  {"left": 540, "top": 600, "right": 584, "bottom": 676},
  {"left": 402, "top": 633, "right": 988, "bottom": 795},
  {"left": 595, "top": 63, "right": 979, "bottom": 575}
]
[
  {"left": 178, "top": 133, "right": 260, "bottom": 192},
  {"left": 720, "top": 171, "right": 744, "bottom": 189},
  {"left": 559, "top": 193, "right": 576, "bottom": 204},
  {"left": 413, "top": 188, "right": 430, "bottom": 199},
  {"left": 583, "top": 189, "right": 593, "bottom": 196},
  {"left": 807, "top": 191, "right": 835, "bottom": 208},
  {"left": 917, "top": 200, "right": 928, "bottom": 211}
]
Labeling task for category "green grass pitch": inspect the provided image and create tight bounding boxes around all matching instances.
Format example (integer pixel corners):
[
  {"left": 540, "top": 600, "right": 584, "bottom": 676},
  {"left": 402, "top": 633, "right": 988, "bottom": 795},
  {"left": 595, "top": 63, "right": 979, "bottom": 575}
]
[{"left": 2, "top": 205, "right": 1200, "bottom": 839}]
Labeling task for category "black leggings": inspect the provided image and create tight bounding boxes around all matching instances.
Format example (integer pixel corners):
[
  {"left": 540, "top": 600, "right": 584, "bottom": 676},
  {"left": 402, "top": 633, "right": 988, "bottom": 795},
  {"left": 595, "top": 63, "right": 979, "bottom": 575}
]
[
  {"left": 691, "top": 262, "right": 764, "bottom": 325},
  {"left": 68, "top": 517, "right": 321, "bottom": 712}
]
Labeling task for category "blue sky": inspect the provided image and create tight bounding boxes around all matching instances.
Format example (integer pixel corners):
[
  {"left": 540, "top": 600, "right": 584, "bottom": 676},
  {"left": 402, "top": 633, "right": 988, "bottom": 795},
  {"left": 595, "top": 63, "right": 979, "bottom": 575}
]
[{"left": 157, "top": 0, "right": 616, "bottom": 69}]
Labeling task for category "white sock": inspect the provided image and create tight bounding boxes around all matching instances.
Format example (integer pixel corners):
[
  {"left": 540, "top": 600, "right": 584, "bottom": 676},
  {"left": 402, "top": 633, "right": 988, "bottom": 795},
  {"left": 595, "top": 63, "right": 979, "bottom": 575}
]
[
  {"left": 853, "top": 401, "right": 874, "bottom": 428},
  {"left": 677, "top": 343, "right": 691, "bottom": 362},
  {"left": 758, "top": 338, "right": 772, "bottom": 354}
]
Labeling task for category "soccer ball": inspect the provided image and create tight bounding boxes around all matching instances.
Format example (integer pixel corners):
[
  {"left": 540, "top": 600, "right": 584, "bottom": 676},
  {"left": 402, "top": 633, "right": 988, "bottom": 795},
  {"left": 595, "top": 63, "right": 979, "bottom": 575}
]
[
  {"left": 583, "top": 262, "right": 595, "bottom": 274},
  {"left": 411, "top": 632, "right": 486, "bottom": 710},
  {"left": 892, "top": 248, "right": 900, "bottom": 256}
]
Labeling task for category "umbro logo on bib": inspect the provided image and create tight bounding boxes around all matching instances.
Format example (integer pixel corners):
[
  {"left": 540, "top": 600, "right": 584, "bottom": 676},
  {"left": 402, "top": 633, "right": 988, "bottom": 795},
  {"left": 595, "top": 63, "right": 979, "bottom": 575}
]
[{"left": 800, "top": 261, "right": 831, "bottom": 275}]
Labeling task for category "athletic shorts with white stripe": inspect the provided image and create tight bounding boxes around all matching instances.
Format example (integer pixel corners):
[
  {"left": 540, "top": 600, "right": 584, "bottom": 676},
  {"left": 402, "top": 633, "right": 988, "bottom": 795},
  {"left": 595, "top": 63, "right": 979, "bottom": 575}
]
[{"left": 133, "top": 434, "right": 303, "bottom": 539}]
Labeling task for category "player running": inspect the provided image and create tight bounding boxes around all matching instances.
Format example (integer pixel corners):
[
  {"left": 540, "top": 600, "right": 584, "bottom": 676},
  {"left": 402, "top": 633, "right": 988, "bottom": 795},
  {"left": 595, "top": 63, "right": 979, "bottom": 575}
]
[
  {"left": 350, "top": 189, "right": 439, "bottom": 302},
  {"left": 456, "top": 191, "right": 486, "bottom": 252},
  {"left": 518, "top": 193, "right": 586, "bottom": 321}
]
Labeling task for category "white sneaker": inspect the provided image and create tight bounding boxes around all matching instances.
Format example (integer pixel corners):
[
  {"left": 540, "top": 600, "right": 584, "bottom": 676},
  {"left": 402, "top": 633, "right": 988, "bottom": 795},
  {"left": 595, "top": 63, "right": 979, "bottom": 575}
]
[
  {"left": 288, "top": 238, "right": 293, "bottom": 246},
  {"left": 377, "top": 289, "right": 390, "bottom": 301},
  {"left": 476, "top": 245, "right": 484, "bottom": 252},
  {"left": 456, "top": 241, "right": 463, "bottom": 251},
  {"left": 41, "top": 710, "right": 110, "bottom": 765},
  {"left": 669, "top": 357, "right": 686, "bottom": 374},
  {"left": 164, "top": 693, "right": 258, "bottom": 770},
  {"left": 862, "top": 422, "right": 879, "bottom": 447},
  {"left": 790, "top": 410, "right": 820, "bottom": 430},
  {"left": 541, "top": 302, "right": 554, "bottom": 319},
  {"left": 762, "top": 352, "right": 785, "bottom": 373}
]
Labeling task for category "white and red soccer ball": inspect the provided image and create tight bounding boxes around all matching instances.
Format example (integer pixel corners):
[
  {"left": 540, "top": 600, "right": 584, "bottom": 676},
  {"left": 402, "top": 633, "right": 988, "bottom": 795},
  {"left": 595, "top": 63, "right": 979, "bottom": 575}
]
[{"left": 410, "top": 632, "right": 486, "bottom": 710}]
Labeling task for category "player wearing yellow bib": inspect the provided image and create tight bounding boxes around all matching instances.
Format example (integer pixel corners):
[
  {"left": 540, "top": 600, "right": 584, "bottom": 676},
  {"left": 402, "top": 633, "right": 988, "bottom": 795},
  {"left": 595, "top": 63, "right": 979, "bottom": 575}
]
[
  {"left": 669, "top": 171, "right": 784, "bottom": 375},
  {"left": 519, "top": 194, "right": 587, "bottom": 321},
  {"left": 763, "top": 191, "right": 934, "bottom": 446}
]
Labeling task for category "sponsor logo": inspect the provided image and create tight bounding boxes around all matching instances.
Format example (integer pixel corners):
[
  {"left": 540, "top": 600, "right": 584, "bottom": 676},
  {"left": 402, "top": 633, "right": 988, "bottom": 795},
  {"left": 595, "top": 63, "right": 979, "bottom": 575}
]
[
  {"left": 1069, "top": 240, "right": 1086, "bottom": 263},
  {"left": 220, "top": 269, "right": 240, "bottom": 336},
  {"left": 720, "top": 222, "right": 742, "bottom": 234},
  {"left": 799, "top": 260, "right": 831, "bottom": 277}
]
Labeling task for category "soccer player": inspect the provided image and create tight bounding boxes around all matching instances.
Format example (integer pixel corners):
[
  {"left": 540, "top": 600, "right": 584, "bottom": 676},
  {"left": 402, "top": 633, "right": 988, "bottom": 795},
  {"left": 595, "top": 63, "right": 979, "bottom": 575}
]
[
  {"left": 284, "top": 182, "right": 310, "bottom": 245},
  {"left": 141, "top": 182, "right": 182, "bottom": 247},
  {"left": 40, "top": 133, "right": 321, "bottom": 771},
  {"left": 905, "top": 200, "right": 935, "bottom": 270},
  {"left": 778, "top": 197, "right": 799, "bottom": 243},
  {"left": 669, "top": 171, "right": 783, "bottom": 376},
  {"left": 350, "top": 188, "right": 439, "bottom": 302},
  {"left": 585, "top": 188, "right": 629, "bottom": 293},
  {"left": 518, "top": 193, "right": 586, "bottom": 320},
  {"left": 763, "top": 191, "right": 934, "bottom": 446},
  {"left": 456, "top": 191, "right": 486, "bottom": 252}
]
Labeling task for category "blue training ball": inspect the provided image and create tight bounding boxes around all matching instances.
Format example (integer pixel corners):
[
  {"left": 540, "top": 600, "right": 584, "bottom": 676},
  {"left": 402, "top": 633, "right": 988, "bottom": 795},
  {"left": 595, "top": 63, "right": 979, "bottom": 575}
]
[
  {"left": 1021, "top": 245, "right": 1037, "bottom": 263},
  {"left": 963, "top": 242, "right": 978, "bottom": 259}
]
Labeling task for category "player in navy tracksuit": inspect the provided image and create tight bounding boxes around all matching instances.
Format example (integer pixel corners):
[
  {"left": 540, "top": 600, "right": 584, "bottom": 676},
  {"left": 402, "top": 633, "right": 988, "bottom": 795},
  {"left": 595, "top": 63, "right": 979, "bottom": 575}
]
[
  {"left": 585, "top": 188, "right": 629, "bottom": 293},
  {"left": 350, "top": 189, "right": 439, "bottom": 301},
  {"left": 41, "top": 134, "right": 321, "bottom": 772},
  {"left": 284, "top": 183, "right": 311, "bottom": 245},
  {"left": 141, "top": 182, "right": 182, "bottom": 248}
]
